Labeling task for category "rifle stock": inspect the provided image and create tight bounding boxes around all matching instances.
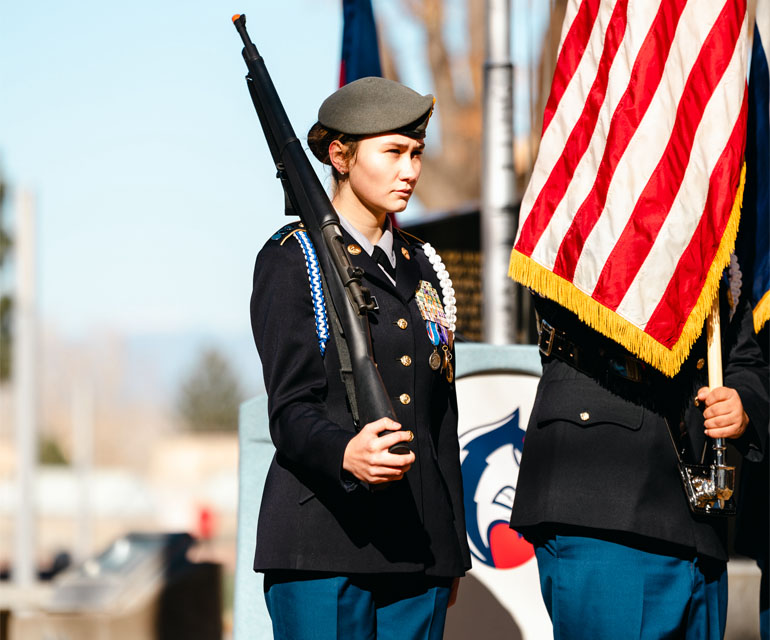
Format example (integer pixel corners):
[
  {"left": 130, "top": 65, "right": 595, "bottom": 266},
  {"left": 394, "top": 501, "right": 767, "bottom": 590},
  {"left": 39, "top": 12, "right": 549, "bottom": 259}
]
[{"left": 233, "top": 14, "right": 409, "bottom": 454}]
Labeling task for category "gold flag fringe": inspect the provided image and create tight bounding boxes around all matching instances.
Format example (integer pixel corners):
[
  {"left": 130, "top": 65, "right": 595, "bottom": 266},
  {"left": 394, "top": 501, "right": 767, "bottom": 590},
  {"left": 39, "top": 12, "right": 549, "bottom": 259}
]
[
  {"left": 754, "top": 290, "right": 770, "bottom": 333},
  {"left": 508, "top": 164, "right": 746, "bottom": 378}
]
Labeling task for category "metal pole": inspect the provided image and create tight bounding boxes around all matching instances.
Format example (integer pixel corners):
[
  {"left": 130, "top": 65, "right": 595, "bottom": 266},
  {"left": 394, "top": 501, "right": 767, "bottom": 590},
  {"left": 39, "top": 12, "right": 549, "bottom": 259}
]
[
  {"left": 13, "top": 189, "right": 37, "bottom": 588},
  {"left": 481, "top": 0, "right": 517, "bottom": 344},
  {"left": 72, "top": 382, "right": 94, "bottom": 562}
]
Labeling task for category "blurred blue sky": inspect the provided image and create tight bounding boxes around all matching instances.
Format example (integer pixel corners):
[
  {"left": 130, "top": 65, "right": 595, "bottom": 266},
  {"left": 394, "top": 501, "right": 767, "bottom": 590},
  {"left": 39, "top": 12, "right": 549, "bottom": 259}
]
[
  {"left": 0, "top": 0, "right": 346, "bottom": 337},
  {"left": 0, "top": 0, "right": 547, "bottom": 396}
]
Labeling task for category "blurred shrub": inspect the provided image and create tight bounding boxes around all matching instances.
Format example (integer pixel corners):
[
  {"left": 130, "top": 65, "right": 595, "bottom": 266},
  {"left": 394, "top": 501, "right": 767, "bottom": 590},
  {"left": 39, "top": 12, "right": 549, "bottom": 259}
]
[
  {"left": 39, "top": 435, "right": 69, "bottom": 465},
  {"left": 177, "top": 347, "right": 244, "bottom": 432}
]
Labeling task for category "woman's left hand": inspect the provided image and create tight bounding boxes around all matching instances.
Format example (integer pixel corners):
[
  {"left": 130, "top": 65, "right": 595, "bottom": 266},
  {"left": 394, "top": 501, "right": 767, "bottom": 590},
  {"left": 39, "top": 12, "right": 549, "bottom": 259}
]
[{"left": 696, "top": 386, "right": 749, "bottom": 439}]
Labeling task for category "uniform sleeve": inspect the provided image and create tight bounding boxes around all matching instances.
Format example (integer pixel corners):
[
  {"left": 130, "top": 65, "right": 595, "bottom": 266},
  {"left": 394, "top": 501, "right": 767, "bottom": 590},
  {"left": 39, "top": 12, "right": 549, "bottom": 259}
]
[
  {"left": 723, "top": 297, "right": 769, "bottom": 461},
  {"left": 250, "top": 238, "right": 355, "bottom": 484}
]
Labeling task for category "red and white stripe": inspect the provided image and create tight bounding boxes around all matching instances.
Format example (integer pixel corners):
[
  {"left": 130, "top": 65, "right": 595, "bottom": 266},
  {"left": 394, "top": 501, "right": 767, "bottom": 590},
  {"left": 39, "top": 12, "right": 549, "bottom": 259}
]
[{"left": 514, "top": 0, "right": 748, "bottom": 350}]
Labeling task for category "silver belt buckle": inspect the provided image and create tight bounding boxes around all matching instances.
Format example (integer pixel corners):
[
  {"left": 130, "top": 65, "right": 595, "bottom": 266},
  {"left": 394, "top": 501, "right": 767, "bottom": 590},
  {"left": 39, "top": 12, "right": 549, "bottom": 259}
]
[{"left": 538, "top": 320, "right": 555, "bottom": 357}]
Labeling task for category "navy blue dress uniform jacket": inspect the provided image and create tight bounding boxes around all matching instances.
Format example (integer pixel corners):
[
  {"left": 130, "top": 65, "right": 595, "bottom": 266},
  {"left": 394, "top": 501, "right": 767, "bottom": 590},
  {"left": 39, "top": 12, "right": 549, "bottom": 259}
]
[
  {"left": 250, "top": 222, "right": 472, "bottom": 577},
  {"left": 510, "top": 290, "right": 768, "bottom": 561}
]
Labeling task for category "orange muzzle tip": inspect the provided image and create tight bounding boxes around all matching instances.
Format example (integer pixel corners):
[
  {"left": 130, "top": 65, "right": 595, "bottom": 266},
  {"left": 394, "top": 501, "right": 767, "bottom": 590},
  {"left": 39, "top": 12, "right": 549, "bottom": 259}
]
[{"left": 232, "top": 14, "right": 241, "bottom": 22}]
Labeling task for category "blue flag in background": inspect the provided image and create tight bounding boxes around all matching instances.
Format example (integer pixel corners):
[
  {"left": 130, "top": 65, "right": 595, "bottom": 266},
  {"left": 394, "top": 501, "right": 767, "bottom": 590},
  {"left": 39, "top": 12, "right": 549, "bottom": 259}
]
[
  {"left": 340, "top": 0, "right": 382, "bottom": 87},
  {"left": 739, "top": 17, "right": 770, "bottom": 332}
]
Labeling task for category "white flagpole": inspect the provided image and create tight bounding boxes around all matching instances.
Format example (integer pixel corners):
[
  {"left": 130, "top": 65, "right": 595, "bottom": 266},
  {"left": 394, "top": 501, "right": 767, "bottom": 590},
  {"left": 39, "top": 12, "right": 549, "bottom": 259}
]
[
  {"left": 481, "top": 0, "right": 517, "bottom": 344},
  {"left": 72, "top": 381, "right": 94, "bottom": 562},
  {"left": 13, "top": 189, "right": 38, "bottom": 588}
]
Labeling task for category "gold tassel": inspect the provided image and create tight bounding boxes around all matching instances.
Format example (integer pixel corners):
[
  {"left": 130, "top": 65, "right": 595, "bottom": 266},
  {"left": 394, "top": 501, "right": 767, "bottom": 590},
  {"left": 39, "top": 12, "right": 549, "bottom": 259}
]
[{"left": 508, "top": 163, "right": 746, "bottom": 377}]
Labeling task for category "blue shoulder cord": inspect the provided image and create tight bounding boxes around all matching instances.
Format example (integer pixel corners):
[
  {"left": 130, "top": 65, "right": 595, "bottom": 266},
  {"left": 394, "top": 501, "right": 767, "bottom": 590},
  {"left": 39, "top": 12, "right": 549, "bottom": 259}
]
[
  {"left": 293, "top": 230, "right": 329, "bottom": 355},
  {"left": 294, "top": 230, "right": 363, "bottom": 425}
]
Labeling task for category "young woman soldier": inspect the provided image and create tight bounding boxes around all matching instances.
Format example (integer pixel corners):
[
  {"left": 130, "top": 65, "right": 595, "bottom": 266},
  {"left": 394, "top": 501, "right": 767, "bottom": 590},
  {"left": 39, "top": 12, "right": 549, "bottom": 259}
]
[{"left": 250, "top": 76, "right": 471, "bottom": 640}]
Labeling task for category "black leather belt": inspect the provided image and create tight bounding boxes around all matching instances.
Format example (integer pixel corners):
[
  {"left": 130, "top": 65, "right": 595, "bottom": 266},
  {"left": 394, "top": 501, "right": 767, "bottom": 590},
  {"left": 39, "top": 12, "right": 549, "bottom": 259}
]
[{"left": 537, "top": 317, "right": 649, "bottom": 385}]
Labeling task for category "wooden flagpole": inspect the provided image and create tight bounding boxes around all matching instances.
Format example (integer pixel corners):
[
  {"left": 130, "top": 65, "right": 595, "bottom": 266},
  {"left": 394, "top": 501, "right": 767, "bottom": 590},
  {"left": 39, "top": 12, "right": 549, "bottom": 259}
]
[
  {"left": 706, "top": 294, "right": 725, "bottom": 464},
  {"left": 706, "top": 294, "right": 732, "bottom": 504}
]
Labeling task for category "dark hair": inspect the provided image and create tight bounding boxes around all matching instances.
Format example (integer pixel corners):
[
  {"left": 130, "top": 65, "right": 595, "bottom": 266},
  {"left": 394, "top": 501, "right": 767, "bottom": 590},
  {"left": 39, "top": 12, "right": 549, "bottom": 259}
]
[{"left": 307, "top": 121, "right": 360, "bottom": 184}]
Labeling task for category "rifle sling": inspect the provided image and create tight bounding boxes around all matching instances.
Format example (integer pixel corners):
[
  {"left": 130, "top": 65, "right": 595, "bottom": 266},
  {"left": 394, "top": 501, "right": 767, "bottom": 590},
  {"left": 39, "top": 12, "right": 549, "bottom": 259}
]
[{"left": 321, "top": 275, "right": 361, "bottom": 427}]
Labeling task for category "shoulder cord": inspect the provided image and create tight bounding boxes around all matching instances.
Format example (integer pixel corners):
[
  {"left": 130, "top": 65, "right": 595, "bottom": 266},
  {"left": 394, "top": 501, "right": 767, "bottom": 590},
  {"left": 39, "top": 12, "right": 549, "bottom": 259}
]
[
  {"left": 293, "top": 230, "right": 329, "bottom": 355},
  {"left": 294, "top": 230, "right": 361, "bottom": 425}
]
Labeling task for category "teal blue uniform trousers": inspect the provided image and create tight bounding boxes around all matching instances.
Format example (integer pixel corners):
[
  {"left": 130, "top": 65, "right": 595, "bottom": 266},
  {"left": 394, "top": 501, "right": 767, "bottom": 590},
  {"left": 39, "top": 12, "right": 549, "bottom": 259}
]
[
  {"left": 534, "top": 532, "right": 727, "bottom": 640},
  {"left": 264, "top": 571, "right": 452, "bottom": 640}
]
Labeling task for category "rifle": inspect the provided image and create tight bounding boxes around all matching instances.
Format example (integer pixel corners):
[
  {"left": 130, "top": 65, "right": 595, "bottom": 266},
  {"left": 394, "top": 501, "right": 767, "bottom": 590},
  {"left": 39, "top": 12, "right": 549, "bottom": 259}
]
[{"left": 233, "top": 14, "right": 409, "bottom": 455}]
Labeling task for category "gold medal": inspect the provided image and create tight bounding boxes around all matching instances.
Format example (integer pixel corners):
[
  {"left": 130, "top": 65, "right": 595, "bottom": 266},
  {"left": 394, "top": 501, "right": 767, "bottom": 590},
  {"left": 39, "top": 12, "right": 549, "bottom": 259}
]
[
  {"left": 441, "top": 345, "right": 453, "bottom": 382},
  {"left": 429, "top": 348, "right": 442, "bottom": 371}
]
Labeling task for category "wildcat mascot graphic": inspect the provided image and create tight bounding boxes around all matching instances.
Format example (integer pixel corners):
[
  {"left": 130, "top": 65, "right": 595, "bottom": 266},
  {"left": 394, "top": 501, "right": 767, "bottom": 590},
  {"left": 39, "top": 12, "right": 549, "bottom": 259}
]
[{"left": 459, "top": 408, "right": 534, "bottom": 569}]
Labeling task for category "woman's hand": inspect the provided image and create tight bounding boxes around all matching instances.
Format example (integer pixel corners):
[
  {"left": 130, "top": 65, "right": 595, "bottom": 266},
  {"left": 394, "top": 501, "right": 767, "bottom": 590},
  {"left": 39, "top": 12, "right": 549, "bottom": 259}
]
[
  {"left": 696, "top": 386, "right": 749, "bottom": 439},
  {"left": 342, "top": 418, "right": 415, "bottom": 484}
]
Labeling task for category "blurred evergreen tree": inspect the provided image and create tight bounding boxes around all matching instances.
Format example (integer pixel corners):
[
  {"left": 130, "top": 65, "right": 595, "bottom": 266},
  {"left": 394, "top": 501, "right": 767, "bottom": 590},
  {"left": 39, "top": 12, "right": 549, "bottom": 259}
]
[
  {"left": 177, "top": 347, "right": 245, "bottom": 432},
  {"left": 38, "top": 435, "right": 69, "bottom": 465}
]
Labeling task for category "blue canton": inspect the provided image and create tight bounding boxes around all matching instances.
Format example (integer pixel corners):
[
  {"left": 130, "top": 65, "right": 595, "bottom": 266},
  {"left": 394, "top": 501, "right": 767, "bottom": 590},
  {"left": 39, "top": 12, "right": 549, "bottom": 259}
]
[{"left": 294, "top": 230, "right": 329, "bottom": 356}]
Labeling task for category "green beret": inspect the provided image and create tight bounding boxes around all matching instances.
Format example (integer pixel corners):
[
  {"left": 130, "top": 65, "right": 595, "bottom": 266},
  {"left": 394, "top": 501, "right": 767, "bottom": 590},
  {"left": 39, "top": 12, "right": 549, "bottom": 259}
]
[{"left": 318, "top": 76, "right": 435, "bottom": 137}]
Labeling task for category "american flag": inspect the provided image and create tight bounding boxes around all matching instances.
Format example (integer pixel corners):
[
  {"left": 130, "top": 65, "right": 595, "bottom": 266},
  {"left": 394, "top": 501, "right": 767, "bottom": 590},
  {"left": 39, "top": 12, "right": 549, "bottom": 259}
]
[{"left": 510, "top": 0, "right": 749, "bottom": 376}]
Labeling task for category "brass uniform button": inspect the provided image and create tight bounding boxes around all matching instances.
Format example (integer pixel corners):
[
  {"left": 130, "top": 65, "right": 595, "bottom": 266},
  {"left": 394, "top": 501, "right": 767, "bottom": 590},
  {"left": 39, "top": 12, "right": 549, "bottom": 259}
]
[
  {"left": 347, "top": 244, "right": 362, "bottom": 255},
  {"left": 579, "top": 411, "right": 590, "bottom": 421},
  {"left": 696, "top": 358, "right": 705, "bottom": 370},
  {"left": 399, "top": 393, "right": 411, "bottom": 405},
  {"left": 401, "top": 247, "right": 410, "bottom": 260},
  {"left": 396, "top": 318, "right": 408, "bottom": 329},
  {"left": 400, "top": 355, "right": 412, "bottom": 367}
]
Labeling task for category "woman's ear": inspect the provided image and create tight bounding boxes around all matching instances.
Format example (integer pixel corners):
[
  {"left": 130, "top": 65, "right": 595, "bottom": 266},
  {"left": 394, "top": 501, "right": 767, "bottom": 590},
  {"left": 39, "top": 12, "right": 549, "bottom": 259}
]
[{"left": 328, "top": 139, "right": 349, "bottom": 175}]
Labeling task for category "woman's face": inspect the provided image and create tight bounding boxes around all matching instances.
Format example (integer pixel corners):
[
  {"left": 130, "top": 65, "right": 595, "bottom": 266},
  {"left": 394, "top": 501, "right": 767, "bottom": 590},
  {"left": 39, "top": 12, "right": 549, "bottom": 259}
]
[{"left": 344, "top": 133, "right": 424, "bottom": 217}]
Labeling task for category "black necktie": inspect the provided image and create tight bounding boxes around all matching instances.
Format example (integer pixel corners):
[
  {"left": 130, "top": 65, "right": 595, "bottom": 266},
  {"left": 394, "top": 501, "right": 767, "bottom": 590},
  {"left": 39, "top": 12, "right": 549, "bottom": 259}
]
[{"left": 372, "top": 246, "right": 396, "bottom": 280}]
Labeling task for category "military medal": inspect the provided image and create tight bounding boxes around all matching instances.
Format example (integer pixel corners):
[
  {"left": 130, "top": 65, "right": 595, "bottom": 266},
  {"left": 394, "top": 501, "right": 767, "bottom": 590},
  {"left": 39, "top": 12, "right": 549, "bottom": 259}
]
[
  {"left": 416, "top": 280, "right": 455, "bottom": 376},
  {"left": 426, "top": 321, "right": 442, "bottom": 370},
  {"left": 442, "top": 345, "right": 454, "bottom": 383}
]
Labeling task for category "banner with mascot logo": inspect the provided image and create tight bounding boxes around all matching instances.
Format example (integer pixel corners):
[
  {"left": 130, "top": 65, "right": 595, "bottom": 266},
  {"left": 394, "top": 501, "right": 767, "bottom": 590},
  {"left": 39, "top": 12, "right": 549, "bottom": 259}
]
[{"left": 445, "top": 344, "right": 552, "bottom": 640}]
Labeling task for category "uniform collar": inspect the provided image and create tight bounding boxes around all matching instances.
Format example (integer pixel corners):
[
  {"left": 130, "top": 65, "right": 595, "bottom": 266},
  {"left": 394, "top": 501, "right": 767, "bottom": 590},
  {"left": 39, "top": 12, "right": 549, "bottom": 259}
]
[
  {"left": 337, "top": 213, "right": 396, "bottom": 269},
  {"left": 338, "top": 224, "right": 422, "bottom": 304}
]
